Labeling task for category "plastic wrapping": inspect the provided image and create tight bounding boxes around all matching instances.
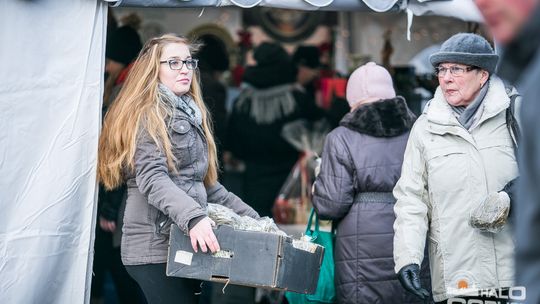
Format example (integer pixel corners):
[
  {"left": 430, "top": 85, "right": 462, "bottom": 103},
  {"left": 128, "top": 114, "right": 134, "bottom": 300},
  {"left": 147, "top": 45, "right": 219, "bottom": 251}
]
[
  {"left": 273, "top": 119, "right": 331, "bottom": 224},
  {"left": 207, "top": 203, "right": 286, "bottom": 236},
  {"left": 206, "top": 204, "right": 316, "bottom": 254},
  {"left": 280, "top": 119, "right": 330, "bottom": 155},
  {"left": 469, "top": 192, "right": 510, "bottom": 233}
]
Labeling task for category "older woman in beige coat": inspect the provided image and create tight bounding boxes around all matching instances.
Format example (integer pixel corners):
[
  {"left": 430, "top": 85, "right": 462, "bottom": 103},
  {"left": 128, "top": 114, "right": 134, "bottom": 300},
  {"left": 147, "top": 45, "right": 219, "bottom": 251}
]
[{"left": 393, "top": 33, "right": 519, "bottom": 304}]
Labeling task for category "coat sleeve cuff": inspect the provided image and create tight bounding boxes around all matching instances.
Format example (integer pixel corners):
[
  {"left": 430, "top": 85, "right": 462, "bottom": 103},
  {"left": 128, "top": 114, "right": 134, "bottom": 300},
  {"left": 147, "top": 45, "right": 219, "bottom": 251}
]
[
  {"left": 188, "top": 215, "right": 207, "bottom": 231},
  {"left": 394, "top": 254, "right": 423, "bottom": 274}
]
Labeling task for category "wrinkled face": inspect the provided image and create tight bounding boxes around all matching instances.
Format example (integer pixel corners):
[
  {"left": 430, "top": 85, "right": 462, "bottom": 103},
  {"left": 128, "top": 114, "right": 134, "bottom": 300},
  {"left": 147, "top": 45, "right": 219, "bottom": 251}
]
[
  {"left": 474, "top": 0, "right": 537, "bottom": 44},
  {"left": 437, "top": 63, "right": 489, "bottom": 107},
  {"left": 158, "top": 42, "right": 193, "bottom": 96}
]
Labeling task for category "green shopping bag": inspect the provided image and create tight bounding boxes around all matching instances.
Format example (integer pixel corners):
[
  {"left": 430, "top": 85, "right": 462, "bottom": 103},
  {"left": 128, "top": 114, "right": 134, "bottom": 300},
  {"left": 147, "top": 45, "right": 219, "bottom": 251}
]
[{"left": 285, "top": 209, "right": 336, "bottom": 304}]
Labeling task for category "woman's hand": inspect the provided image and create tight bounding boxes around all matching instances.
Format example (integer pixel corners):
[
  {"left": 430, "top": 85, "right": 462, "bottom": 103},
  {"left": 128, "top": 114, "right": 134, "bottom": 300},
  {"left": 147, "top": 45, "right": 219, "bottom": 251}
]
[
  {"left": 99, "top": 216, "right": 116, "bottom": 232},
  {"left": 189, "top": 217, "right": 220, "bottom": 253}
]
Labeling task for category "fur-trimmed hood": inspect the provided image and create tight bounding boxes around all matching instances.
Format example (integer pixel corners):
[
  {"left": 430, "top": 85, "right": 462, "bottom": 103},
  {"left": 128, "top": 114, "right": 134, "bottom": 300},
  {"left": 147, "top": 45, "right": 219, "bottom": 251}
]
[{"left": 339, "top": 96, "right": 416, "bottom": 137}]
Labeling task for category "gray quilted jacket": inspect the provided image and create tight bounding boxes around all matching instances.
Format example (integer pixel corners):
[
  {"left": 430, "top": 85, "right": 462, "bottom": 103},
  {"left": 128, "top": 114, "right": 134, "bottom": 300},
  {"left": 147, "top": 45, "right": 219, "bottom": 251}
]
[
  {"left": 121, "top": 98, "right": 259, "bottom": 265},
  {"left": 313, "top": 97, "right": 431, "bottom": 304}
]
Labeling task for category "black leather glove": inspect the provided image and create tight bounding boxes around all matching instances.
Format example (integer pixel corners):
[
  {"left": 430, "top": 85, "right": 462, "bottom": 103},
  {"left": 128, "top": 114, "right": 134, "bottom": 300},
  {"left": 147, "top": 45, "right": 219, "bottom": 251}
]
[
  {"left": 397, "top": 264, "right": 430, "bottom": 302},
  {"left": 502, "top": 177, "right": 518, "bottom": 204}
]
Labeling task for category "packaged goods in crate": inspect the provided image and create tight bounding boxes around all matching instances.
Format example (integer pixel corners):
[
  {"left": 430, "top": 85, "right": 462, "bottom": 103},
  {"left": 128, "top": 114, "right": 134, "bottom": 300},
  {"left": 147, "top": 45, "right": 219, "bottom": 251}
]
[{"left": 166, "top": 224, "right": 325, "bottom": 293}]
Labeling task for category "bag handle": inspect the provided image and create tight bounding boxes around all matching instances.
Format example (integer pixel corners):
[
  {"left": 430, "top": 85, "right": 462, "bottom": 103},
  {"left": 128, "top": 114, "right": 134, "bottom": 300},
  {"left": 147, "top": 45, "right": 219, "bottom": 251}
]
[{"left": 305, "top": 208, "right": 320, "bottom": 240}]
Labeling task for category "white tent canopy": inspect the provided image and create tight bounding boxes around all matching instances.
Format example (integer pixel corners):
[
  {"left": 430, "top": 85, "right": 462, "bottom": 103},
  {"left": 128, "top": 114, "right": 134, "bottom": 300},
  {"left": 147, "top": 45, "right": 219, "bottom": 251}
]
[
  {"left": 0, "top": 1, "right": 106, "bottom": 303},
  {"left": 106, "top": 0, "right": 483, "bottom": 22}
]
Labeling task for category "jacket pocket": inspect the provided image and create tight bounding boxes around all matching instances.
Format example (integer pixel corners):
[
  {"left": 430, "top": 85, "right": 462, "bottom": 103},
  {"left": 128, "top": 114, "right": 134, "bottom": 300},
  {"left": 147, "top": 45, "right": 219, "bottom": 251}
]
[
  {"left": 171, "top": 119, "right": 194, "bottom": 149},
  {"left": 428, "top": 233, "right": 446, "bottom": 296},
  {"left": 426, "top": 146, "right": 469, "bottom": 198},
  {"left": 478, "top": 137, "right": 517, "bottom": 167}
]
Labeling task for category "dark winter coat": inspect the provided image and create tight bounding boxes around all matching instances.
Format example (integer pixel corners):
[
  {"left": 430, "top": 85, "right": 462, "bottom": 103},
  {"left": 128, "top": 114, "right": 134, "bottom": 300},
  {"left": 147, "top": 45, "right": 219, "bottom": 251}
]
[
  {"left": 121, "top": 98, "right": 259, "bottom": 265},
  {"left": 498, "top": 4, "right": 540, "bottom": 303},
  {"left": 200, "top": 71, "right": 228, "bottom": 167},
  {"left": 227, "top": 58, "right": 322, "bottom": 217},
  {"left": 312, "top": 97, "right": 431, "bottom": 304}
]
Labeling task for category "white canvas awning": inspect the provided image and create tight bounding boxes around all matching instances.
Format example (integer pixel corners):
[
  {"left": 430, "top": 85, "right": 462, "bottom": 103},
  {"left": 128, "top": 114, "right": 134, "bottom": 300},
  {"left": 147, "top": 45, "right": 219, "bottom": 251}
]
[
  {"left": 0, "top": 1, "right": 106, "bottom": 303},
  {"left": 106, "top": 0, "right": 483, "bottom": 22}
]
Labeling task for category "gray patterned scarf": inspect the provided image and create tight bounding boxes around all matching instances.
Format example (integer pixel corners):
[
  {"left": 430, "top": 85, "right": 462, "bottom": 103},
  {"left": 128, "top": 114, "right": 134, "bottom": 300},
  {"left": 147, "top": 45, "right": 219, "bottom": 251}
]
[
  {"left": 451, "top": 79, "right": 489, "bottom": 130},
  {"left": 158, "top": 83, "right": 202, "bottom": 125}
]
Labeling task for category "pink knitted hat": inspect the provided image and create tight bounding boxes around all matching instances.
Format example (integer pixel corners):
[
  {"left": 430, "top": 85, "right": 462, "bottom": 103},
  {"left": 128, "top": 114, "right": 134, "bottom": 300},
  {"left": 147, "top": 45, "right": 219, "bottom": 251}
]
[{"left": 346, "top": 62, "right": 396, "bottom": 107}]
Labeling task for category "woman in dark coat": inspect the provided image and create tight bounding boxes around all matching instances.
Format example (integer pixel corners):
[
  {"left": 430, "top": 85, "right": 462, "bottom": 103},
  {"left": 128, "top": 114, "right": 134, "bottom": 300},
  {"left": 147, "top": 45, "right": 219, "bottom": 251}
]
[
  {"left": 227, "top": 42, "right": 322, "bottom": 217},
  {"left": 312, "top": 62, "right": 431, "bottom": 304}
]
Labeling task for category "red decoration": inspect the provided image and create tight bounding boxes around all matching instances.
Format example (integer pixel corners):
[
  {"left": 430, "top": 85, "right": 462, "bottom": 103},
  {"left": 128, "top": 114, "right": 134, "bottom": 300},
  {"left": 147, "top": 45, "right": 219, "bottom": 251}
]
[{"left": 319, "top": 77, "right": 347, "bottom": 109}]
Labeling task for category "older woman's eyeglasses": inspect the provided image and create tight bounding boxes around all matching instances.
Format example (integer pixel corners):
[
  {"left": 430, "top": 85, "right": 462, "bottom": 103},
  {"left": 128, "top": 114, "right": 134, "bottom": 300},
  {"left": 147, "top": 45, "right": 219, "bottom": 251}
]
[
  {"left": 160, "top": 58, "right": 198, "bottom": 70},
  {"left": 435, "top": 65, "right": 477, "bottom": 77}
]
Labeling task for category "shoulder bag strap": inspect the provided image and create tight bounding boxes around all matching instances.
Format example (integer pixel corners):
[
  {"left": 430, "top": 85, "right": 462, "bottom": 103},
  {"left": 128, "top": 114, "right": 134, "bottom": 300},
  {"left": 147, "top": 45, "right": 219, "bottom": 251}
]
[{"left": 506, "top": 94, "right": 521, "bottom": 152}]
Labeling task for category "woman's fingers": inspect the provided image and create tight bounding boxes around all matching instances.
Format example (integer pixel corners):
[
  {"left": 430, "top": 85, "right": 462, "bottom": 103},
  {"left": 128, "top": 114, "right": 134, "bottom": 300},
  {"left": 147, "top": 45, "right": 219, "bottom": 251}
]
[
  {"left": 108, "top": 222, "right": 117, "bottom": 232},
  {"left": 205, "top": 231, "right": 220, "bottom": 253},
  {"left": 198, "top": 237, "right": 208, "bottom": 253},
  {"left": 99, "top": 217, "right": 116, "bottom": 232},
  {"left": 189, "top": 217, "right": 220, "bottom": 253},
  {"left": 190, "top": 234, "right": 199, "bottom": 253}
]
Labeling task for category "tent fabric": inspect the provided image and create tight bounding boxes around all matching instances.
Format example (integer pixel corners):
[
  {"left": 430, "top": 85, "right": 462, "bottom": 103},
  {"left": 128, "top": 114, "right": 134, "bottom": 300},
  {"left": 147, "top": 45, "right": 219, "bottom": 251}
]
[
  {"left": 106, "top": 0, "right": 220, "bottom": 7},
  {"left": 304, "top": 0, "right": 335, "bottom": 8},
  {"left": 0, "top": 1, "right": 106, "bottom": 303},
  {"left": 106, "top": 0, "right": 482, "bottom": 21},
  {"left": 229, "top": 0, "right": 263, "bottom": 8},
  {"left": 408, "top": 0, "right": 483, "bottom": 22},
  {"left": 107, "top": 0, "right": 400, "bottom": 11},
  {"left": 362, "top": 0, "right": 401, "bottom": 12}
]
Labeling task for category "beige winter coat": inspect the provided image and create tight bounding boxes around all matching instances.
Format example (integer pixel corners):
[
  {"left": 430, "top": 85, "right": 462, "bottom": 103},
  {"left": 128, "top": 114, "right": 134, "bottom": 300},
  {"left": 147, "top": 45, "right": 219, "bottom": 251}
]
[{"left": 393, "top": 76, "right": 517, "bottom": 302}]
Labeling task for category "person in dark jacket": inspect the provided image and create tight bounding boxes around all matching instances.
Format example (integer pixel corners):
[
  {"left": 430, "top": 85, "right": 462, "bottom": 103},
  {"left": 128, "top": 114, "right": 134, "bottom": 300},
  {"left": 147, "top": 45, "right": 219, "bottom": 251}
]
[
  {"left": 227, "top": 42, "right": 322, "bottom": 217},
  {"left": 104, "top": 13, "right": 143, "bottom": 110},
  {"left": 92, "top": 13, "right": 146, "bottom": 304},
  {"left": 98, "top": 34, "right": 259, "bottom": 304},
  {"left": 475, "top": 0, "right": 540, "bottom": 302},
  {"left": 292, "top": 45, "right": 320, "bottom": 103},
  {"left": 312, "top": 62, "right": 431, "bottom": 304},
  {"left": 197, "top": 34, "right": 230, "bottom": 172}
]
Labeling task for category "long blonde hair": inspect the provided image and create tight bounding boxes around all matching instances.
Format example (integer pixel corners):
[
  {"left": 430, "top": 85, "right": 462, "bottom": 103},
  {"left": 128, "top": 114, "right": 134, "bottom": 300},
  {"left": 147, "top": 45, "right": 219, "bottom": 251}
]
[{"left": 98, "top": 34, "right": 218, "bottom": 190}]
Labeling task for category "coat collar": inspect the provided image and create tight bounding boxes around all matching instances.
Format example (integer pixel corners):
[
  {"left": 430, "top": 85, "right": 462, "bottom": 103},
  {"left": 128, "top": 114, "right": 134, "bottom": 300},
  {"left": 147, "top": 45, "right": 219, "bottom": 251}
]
[
  {"left": 339, "top": 96, "right": 416, "bottom": 137},
  {"left": 425, "top": 76, "right": 509, "bottom": 131}
]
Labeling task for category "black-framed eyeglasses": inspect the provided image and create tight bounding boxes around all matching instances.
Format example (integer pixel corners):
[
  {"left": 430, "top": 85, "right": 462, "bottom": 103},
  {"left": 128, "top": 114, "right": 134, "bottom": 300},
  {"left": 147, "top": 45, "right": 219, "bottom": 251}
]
[
  {"left": 159, "top": 58, "right": 199, "bottom": 70},
  {"left": 435, "top": 65, "right": 478, "bottom": 77}
]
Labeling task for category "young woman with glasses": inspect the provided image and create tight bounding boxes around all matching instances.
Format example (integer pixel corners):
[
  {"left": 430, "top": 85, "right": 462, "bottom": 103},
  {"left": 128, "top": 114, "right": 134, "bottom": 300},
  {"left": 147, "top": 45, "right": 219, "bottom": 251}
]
[{"left": 98, "top": 34, "right": 260, "bottom": 304}]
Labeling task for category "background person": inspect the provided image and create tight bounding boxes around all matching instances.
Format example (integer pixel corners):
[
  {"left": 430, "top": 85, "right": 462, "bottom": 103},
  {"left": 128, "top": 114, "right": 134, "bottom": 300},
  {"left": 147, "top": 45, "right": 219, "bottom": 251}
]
[
  {"left": 292, "top": 45, "right": 321, "bottom": 103},
  {"left": 226, "top": 42, "right": 322, "bottom": 217},
  {"left": 312, "top": 62, "right": 431, "bottom": 304},
  {"left": 197, "top": 34, "right": 230, "bottom": 173},
  {"left": 103, "top": 13, "right": 143, "bottom": 109},
  {"left": 474, "top": 0, "right": 540, "bottom": 303}
]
